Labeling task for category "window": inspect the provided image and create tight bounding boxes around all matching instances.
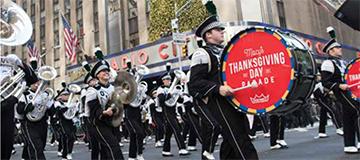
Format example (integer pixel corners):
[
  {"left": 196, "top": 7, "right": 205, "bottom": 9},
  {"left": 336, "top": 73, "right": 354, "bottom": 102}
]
[
  {"left": 22, "top": 1, "right": 27, "bottom": 11},
  {"left": 40, "top": 0, "right": 45, "bottom": 11},
  {"left": 129, "top": 17, "right": 138, "bottom": 34},
  {"left": 277, "top": 0, "right": 287, "bottom": 28},
  {"left": 31, "top": 4, "right": 35, "bottom": 16},
  {"left": 40, "top": 17, "right": 45, "bottom": 38},
  {"left": 54, "top": 48, "right": 60, "bottom": 61},
  {"left": 54, "top": 0, "right": 59, "bottom": 5}
]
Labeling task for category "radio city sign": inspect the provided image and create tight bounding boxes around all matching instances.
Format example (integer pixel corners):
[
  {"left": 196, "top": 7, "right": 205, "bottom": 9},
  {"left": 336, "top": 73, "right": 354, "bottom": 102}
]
[{"left": 67, "top": 36, "right": 196, "bottom": 81}]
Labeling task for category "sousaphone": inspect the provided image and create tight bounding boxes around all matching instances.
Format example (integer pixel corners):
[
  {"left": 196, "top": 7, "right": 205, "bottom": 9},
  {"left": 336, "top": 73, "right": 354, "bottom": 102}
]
[{"left": 0, "top": 0, "right": 33, "bottom": 46}]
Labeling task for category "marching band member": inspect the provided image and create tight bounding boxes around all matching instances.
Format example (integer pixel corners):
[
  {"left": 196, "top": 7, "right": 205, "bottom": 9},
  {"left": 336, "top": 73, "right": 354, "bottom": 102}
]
[
  {"left": 16, "top": 77, "right": 55, "bottom": 159},
  {"left": 269, "top": 115, "right": 287, "bottom": 149},
  {"left": 181, "top": 74, "right": 202, "bottom": 151},
  {"left": 157, "top": 73, "right": 190, "bottom": 156},
  {"left": 313, "top": 73, "right": 343, "bottom": 138},
  {"left": 320, "top": 27, "right": 360, "bottom": 153},
  {"left": 1, "top": 54, "right": 38, "bottom": 160},
  {"left": 80, "top": 61, "right": 101, "bottom": 159},
  {"left": 55, "top": 90, "right": 77, "bottom": 160},
  {"left": 124, "top": 61, "right": 146, "bottom": 160},
  {"left": 189, "top": 15, "right": 258, "bottom": 159},
  {"left": 86, "top": 56, "right": 124, "bottom": 159},
  {"left": 148, "top": 88, "right": 165, "bottom": 148}
]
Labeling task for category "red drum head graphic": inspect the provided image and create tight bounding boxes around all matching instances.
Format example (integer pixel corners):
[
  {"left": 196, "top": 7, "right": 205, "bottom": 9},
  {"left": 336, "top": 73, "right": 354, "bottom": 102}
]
[
  {"left": 220, "top": 27, "right": 295, "bottom": 114},
  {"left": 344, "top": 58, "right": 360, "bottom": 102}
]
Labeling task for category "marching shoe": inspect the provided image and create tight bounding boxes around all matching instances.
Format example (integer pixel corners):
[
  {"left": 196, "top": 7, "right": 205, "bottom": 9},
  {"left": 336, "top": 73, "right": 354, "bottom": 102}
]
[
  {"left": 57, "top": 151, "right": 62, "bottom": 157},
  {"left": 128, "top": 158, "right": 136, "bottom": 160},
  {"left": 357, "top": 143, "right": 360, "bottom": 149},
  {"left": 66, "top": 154, "right": 72, "bottom": 160},
  {"left": 336, "top": 129, "right": 344, "bottom": 136},
  {"left": 137, "top": 154, "right": 145, "bottom": 160},
  {"left": 318, "top": 133, "right": 329, "bottom": 138},
  {"left": 270, "top": 144, "right": 282, "bottom": 150},
  {"left": 187, "top": 146, "right": 197, "bottom": 151},
  {"left": 344, "top": 146, "right": 358, "bottom": 153},
  {"left": 264, "top": 132, "right": 270, "bottom": 138},
  {"left": 155, "top": 141, "right": 163, "bottom": 148},
  {"left": 249, "top": 135, "right": 257, "bottom": 140},
  {"left": 179, "top": 149, "right": 190, "bottom": 156},
  {"left": 276, "top": 140, "right": 288, "bottom": 147},
  {"left": 162, "top": 151, "right": 173, "bottom": 156},
  {"left": 202, "top": 151, "right": 215, "bottom": 160}
]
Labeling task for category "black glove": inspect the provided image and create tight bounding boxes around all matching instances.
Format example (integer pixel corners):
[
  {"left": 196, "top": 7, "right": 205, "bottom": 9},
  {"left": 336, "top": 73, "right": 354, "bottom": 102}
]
[{"left": 24, "top": 104, "right": 35, "bottom": 113}]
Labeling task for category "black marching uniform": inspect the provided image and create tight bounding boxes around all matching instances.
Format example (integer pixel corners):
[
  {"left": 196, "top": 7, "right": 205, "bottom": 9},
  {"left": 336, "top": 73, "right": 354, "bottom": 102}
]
[
  {"left": 124, "top": 100, "right": 146, "bottom": 159},
  {"left": 320, "top": 40, "right": 360, "bottom": 150},
  {"left": 81, "top": 83, "right": 100, "bottom": 159},
  {"left": 313, "top": 81, "right": 342, "bottom": 135},
  {"left": 157, "top": 83, "right": 188, "bottom": 155},
  {"left": 17, "top": 89, "right": 54, "bottom": 160},
  {"left": 1, "top": 55, "right": 38, "bottom": 160},
  {"left": 148, "top": 93, "right": 165, "bottom": 145},
  {"left": 86, "top": 60, "right": 124, "bottom": 160},
  {"left": 189, "top": 16, "right": 258, "bottom": 159},
  {"left": 55, "top": 100, "right": 77, "bottom": 159}
]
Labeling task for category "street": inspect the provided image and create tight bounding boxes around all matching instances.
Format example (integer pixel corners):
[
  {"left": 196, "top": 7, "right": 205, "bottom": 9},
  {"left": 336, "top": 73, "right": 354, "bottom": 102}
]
[{"left": 11, "top": 123, "right": 360, "bottom": 160}]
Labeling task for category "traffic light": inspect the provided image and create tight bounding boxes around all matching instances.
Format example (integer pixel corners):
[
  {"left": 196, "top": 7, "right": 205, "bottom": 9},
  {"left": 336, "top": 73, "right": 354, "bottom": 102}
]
[{"left": 182, "top": 44, "right": 188, "bottom": 57}]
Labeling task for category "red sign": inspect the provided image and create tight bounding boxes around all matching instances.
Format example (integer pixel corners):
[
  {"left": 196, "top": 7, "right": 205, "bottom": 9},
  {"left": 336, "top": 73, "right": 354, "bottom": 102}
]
[
  {"left": 221, "top": 29, "right": 294, "bottom": 114},
  {"left": 344, "top": 58, "right": 360, "bottom": 102}
]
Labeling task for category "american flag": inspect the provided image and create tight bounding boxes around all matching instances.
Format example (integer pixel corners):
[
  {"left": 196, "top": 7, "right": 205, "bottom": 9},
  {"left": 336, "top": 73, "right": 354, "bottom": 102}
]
[
  {"left": 26, "top": 39, "right": 40, "bottom": 60},
  {"left": 61, "top": 14, "right": 79, "bottom": 64}
]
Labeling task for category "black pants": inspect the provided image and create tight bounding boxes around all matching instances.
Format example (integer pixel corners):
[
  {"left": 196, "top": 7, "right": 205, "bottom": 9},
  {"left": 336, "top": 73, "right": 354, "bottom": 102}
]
[
  {"left": 314, "top": 90, "right": 342, "bottom": 133},
  {"left": 85, "top": 117, "right": 100, "bottom": 160},
  {"left": 195, "top": 100, "right": 221, "bottom": 153},
  {"left": 163, "top": 106, "right": 186, "bottom": 152},
  {"left": 250, "top": 115, "right": 269, "bottom": 136},
  {"left": 152, "top": 111, "right": 165, "bottom": 142},
  {"left": 1, "top": 96, "right": 17, "bottom": 160},
  {"left": 204, "top": 97, "right": 258, "bottom": 160},
  {"left": 270, "top": 115, "right": 286, "bottom": 146},
  {"left": 335, "top": 91, "right": 360, "bottom": 147},
  {"left": 22, "top": 119, "right": 48, "bottom": 160},
  {"left": 125, "top": 107, "right": 145, "bottom": 158},
  {"left": 183, "top": 102, "right": 202, "bottom": 147},
  {"left": 59, "top": 119, "right": 76, "bottom": 158},
  {"left": 93, "top": 120, "right": 124, "bottom": 160}
]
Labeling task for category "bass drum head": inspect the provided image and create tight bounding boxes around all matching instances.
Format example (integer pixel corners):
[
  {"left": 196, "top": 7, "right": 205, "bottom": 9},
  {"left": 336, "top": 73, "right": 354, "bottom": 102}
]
[
  {"left": 344, "top": 58, "right": 360, "bottom": 102},
  {"left": 220, "top": 26, "right": 315, "bottom": 115}
]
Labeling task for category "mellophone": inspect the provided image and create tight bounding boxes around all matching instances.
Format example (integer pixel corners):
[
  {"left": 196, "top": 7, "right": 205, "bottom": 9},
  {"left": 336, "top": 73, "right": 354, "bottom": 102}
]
[{"left": 220, "top": 26, "right": 317, "bottom": 115}]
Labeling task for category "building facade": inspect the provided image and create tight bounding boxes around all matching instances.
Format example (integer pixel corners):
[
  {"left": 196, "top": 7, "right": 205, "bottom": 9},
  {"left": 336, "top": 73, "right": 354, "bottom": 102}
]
[{"left": 1, "top": 0, "right": 359, "bottom": 90}]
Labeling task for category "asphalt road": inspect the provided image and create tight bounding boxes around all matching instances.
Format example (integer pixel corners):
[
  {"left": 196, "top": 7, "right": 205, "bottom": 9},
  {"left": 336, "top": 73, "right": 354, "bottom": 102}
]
[{"left": 10, "top": 123, "right": 360, "bottom": 160}]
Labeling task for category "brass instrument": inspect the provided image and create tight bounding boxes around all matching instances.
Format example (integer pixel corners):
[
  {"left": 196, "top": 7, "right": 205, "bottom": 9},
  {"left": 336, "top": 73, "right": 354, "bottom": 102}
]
[
  {"left": 129, "top": 65, "right": 149, "bottom": 107},
  {"left": 165, "top": 70, "right": 186, "bottom": 107},
  {"left": 0, "top": 0, "right": 33, "bottom": 46},
  {"left": 26, "top": 88, "right": 54, "bottom": 121},
  {"left": 63, "top": 84, "right": 81, "bottom": 120},
  {"left": 0, "top": 67, "right": 26, "bottom": 100},
  {"left": 0, "top": 0, "right": 33, "bottom": 100}
]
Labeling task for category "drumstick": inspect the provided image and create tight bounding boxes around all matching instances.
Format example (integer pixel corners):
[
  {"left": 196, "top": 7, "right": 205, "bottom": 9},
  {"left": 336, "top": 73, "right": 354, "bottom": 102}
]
[
  {"left": 232, "top": 81, "right": 258, "bottom": 92},
  {"left": 349, "top": 81, "right": 360, "bottom": 88}
]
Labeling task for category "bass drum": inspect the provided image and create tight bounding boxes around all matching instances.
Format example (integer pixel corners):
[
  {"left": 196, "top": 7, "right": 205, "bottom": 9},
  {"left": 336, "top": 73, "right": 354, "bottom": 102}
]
[
  {"left": 220, "top": 26, "right": 316, "bottom": 115},
  {"left": 344, "top": 58, "right": 360, "bottom": 102}
]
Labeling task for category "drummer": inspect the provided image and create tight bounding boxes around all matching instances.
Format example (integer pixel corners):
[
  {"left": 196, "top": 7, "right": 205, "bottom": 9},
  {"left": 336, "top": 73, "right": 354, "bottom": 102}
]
[
  {"left": 188, "top": 15, "right": 258, "bottom": 159},
  {"left": 320, "top": 27, "right": 360, "bottom": 153}
]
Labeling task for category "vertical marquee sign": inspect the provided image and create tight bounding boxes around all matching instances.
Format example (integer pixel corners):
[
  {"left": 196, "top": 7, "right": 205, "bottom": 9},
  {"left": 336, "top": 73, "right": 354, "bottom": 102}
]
[
  {"left": 220, "top": 27, "right": 295, "bottom": 114},
  {"left": 344, "top": 58, "right": 360, "bottom": 102}
]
